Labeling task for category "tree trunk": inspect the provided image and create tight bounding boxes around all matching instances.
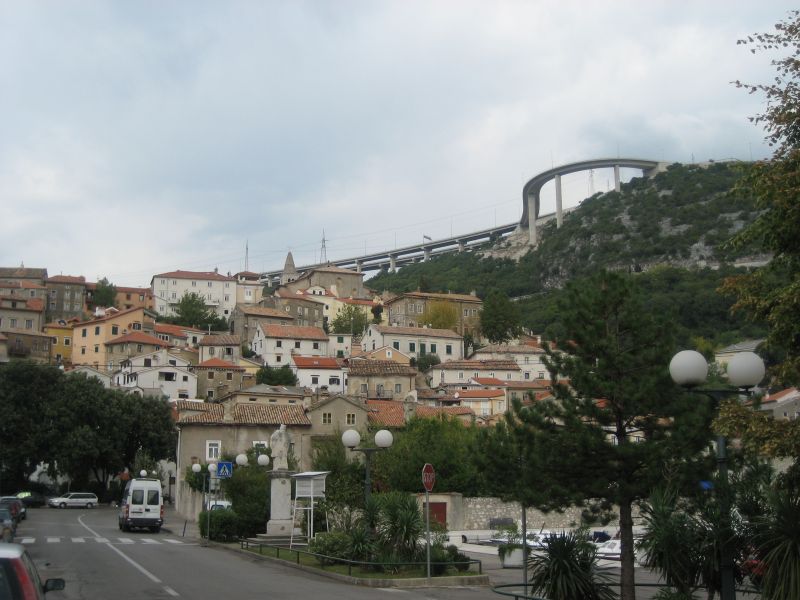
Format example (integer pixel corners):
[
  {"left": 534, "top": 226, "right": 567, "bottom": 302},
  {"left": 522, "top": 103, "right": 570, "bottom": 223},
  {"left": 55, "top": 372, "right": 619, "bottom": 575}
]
[{"left": 619, "top": 499, "right": 637, "bottom": 600}]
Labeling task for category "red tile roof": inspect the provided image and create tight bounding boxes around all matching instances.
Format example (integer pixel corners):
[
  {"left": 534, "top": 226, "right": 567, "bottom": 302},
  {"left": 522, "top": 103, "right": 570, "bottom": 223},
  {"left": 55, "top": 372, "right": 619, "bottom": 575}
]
[
  {"left": 199, "top": 334, "right": 240, "bottom": 346},
  {"left": 454, "top": 389, "right": 505, "bottom": 399},
  {"left": 155, "top": 323, "right": 188, "bottom": 339},
  {"left": 0, "top": 280, "right": 46, "bottom": 290},
  {"left": 0, "top": 296, "right": 44, "bottom": 312},
  {"left": 259, "top": 324, "right": 328, "bottom": 341},
  {"left": 292, "top": 356, "right": 342, "bottom": 369},
  {"left": 439, "top": 359, "right": 520, "bottom": 371},
  {"left": 372, "top": 325, "right": 462, "bottom": 339},
  {"left": 472, "top": 377, "right": 506, "bottom": 386},
  {"left": 152, "top": 270, "right": 235, "bottom": 282},
  {"left": 340, "top": 298, "right": 377, "bottom": 306},
  {"left": 177, "top": 402, "right": 311, "bottom": 426},
  {"left": 46, "top": 275, "right": 87, "bottom": 284},
  {"left": 196, "top": 358, "right": 244, "bottom": 370},
  {"left": 474, "top": 344, "right": 544, "bottom": 355},
  {"left": 238, "top": 305, "right": 294, "bottom": 319},
  {"left": 416, "top": 405, "right": 475, "bottom": 419},
  {"left": 73, "top": 307, "right": 143, "bottom": 326},
  {"left": 366, "top": 400, "right": 406, "bottom": 427},
  {"left": 762, "top": 387, "right": 800, "bottom": 404},
  {"left": 387, "top": 291, "right": 481, "bottom": 304},
  {"left": 106, "top": 332, "right": 165, "bottom": 346},
  {"left": 348, "top": 359, "right": 417, "bottom": 376}
]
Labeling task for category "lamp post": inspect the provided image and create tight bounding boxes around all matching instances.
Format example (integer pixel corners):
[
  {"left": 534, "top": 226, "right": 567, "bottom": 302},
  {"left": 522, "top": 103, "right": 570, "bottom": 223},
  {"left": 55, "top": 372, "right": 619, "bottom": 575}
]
[
  {"left": 191, "top": 462, "right": 218, "bottom": 545},
  {"left": 669, "top": 350, "right": 765, "bottom": 600},
  {"left": 236, "top": 452, "right": 271, "bottom": 525},
  {"left": 341, "top": 429, "right": 393, "bottom": 503}
]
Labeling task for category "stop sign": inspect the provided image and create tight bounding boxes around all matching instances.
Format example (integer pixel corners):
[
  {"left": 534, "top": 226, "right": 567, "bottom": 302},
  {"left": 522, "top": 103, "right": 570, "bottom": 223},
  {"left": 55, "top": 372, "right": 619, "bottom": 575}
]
[{"left": 422, "top": 463, "right": 435, "bottom": 492}]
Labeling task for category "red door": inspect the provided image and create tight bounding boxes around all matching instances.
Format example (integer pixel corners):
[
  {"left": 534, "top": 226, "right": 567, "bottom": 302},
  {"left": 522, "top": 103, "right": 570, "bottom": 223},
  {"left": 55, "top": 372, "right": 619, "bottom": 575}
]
[{"left": 426, "top": 502, "right": 447, "bottom": 526}]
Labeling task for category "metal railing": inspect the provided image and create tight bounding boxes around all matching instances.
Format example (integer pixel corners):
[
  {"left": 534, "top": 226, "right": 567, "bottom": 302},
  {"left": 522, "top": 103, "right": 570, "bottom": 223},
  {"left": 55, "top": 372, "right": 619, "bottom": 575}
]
[{"left": 239, "top": 539, "right": 482, "bottom": 577}]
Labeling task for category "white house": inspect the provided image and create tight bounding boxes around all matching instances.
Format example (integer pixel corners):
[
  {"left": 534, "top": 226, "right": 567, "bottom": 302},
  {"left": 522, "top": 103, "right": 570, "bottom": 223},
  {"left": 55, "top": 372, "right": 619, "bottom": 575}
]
[
  {"left": 291, "top": 356, "right": 347, "bottom": 394},
  {"left": 436, "top": 359, "right": 521, "bottom": 388},
  {"left": 328, "top": 333, "right": 353, "bottom": 358},
  {"left": 251, "top": 324, "right": 329, "bottom": 366},
  {"left": 470, "top": 343, "right": 549, "bottom": 381},
  {"left": 361, "top": 324, "right": 463, "bottom": 361},
  {"left": 151, "top": 269, "right": 237, "bottom": 319},
  {"left": 115, "top": 349, "right": 197, "bottom": 399}
]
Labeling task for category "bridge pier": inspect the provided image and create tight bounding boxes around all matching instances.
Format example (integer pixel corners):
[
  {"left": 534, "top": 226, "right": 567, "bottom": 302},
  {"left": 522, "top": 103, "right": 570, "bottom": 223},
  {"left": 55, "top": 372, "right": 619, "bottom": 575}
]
[
  {"left": 527, "top": 194, "right": 538, "bottom": 245},
  {"left": 555, "top": 173, "right": 563, "bottom": 228},
  {"left": 423, "top": 247, "right": 431, "bottom": 261},
  {"left": 614, "top": 164, "right": 621, "bottom": 192},
  {"left": 356, "top": 260, "right": 362, "bottom": 273},
  {"left": 458, "top": 240, "right": 465, "bottom": 252},
  {"left": 389, "top": 255, "right": 397, "bottom": 272}
]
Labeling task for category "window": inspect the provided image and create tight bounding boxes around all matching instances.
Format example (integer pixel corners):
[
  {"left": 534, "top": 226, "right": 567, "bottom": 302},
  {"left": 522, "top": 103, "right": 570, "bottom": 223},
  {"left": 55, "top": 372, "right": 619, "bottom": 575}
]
[
  {"left": 337, "top": 336, "right": 344, "bottom": 343},
  {"left": 206, "top": 440, "right": 221, "bottom": 460},
  {"left": 208, "top": 281, "right": 212, "bottom": 287},
  {"left": 393, "top": 341, "right": 400, "bottom": 350},
  {"left": 94, "top": 326, "right": 100, "bottom": 335},
  {"left": 144, "top": 358, "right": 152, "bottom": 367},
  {"left": 445, "top": 344, "right": 452, "bottom": 355},
  {"left": 171, "top": 292, "right": 177, "bottom": 299},
  {"left": 276, "top": 355, "right": 282, "bottom": 363},
  {"left": 346, "top": 413, "right": 356, "bottom": 425},
  {"left": 322, "top": 413, "right": 332, "bottom": 424},
  {"left": 360, "top": 383, "right": 368, "bottom": 393},
  {"left": 312, "top": 342, "right": 319, "bottom": 350},
  {"left": 538, "top": 372, "right": 545, "bottom": 379},
  {"left": 311, "top": 376, "right": 319, "bottom": 384},
  {"left": 430, "top": 343, "right": 437, "bottom": 353},
  {"left": 409, "top": 342, "right": 416, "bottom": 352},
  {"left": 337, "top": 350, "right": 344, "bottom": 358},
  {"left": 137, "top": 344, "right": 143, "bottom": 352},
  {"left": 226, "top": 372, "right": 233, "bottom": 381},
  {"left": 64, "top": 337, "right": 71, "bottom": 346},
  {"left": 207, "top": 390, "right": 214, "bottom": 399},
  {"left": 295, "top": 341, "right": 301, "bottom": 349},
  {"left": 208, "top": 371, "right": 215, "bottom": 379},
  {"left": 25, "top": 319, "right": 33, "bottom": 329},
  {"left": 329, "top": 376, "right": 340, "bottom": 386},
  {"left": 81, "top": 347, "right": 86, "bottom": 355},
  {"left": 209, "top": 347, "right": 215, "bottom": 356},
  {"left": 458, "top": 371, "right": 464, "bottom": 379},
  {"left": 420, "top": 343, "right": 426, "bottom": 355},
  {"left": 94, "top": 345, "right": 99, "bottom": 353},
  {"left": 276, "top": 340, "right": 282, "bottom": 348},
  {"left": 112, "top": 325, "right": 119, "bottom": 335},
  {"left": 192, "top": 281, "right": 197, "bottom": 287},
  {"left": 507, "top": 373, "right": 512, "bottom": 380},
  {"left": 395, "top": 383, "right": 402, "bottom": 393},
  {"left": 183, "top": 375, "right": 188, "bottom": 382},
  {"left": 132, "top": 323, "right": 142, "bottom": 330},
  {"left": 377, "top": 384, "right": 384, "bottom": 396},
  {"left": 82, "top": 328, "right": 87, "bottom": 338},
  {"left": 524, "top": 372, "right": 530, "bottom": 380}
]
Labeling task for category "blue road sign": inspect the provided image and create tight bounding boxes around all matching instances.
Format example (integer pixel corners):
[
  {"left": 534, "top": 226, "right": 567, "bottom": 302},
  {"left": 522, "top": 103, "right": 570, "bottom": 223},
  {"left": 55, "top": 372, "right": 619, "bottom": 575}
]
[{"left": 217, "top": 461, "right": 233, "bottom": 479}]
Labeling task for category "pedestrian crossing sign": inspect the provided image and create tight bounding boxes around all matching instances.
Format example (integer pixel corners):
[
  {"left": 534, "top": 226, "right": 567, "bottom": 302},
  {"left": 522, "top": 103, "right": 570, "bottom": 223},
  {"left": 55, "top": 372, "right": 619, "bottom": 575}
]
[{"left": 217, "top": 461, "right": 233, "bottom": 479}]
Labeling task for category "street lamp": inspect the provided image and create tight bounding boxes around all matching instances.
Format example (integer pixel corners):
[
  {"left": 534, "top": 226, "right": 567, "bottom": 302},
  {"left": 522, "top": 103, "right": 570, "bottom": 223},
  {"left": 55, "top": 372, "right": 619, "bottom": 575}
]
[
  {"left": 192, "top": 462, "right": 218, "bottom": 545},
  {"left": 341, "top": 429, "right": 393, "bottom": 503},
  {"left": 669, "top": 350, "right": 765, "bottom": 600}
]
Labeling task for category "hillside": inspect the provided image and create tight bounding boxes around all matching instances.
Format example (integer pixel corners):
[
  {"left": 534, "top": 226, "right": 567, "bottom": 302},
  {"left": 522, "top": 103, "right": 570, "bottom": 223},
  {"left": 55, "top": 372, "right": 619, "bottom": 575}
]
[{"left": 367, "top": 162, "right": 770, "bottom": 348}]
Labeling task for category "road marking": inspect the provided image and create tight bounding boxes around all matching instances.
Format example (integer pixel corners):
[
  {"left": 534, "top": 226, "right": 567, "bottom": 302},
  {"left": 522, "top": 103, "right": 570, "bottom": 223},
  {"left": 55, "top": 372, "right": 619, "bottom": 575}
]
[
  {"left": 140, "top": 538, "right": 161, "bottom": 544},
  {"left": 119, "top": 538, "right": 135, "bottom": 544},
  {"left": 164, "top": 586, "right": 179, "bottom": 597},
  {"left": 46, "top": 537, "right": 60, "bottom": 543},
  {"left": 19, "top": 538, "right": 34, "bottom": 544},
  {"left": 78, "top": 516, "right": 162, "bottom": 584},
  {"left": 72, "top": 537, "right": 85, "bottom": 543},
  {"left": 95, "top": 537, "right": 109, "bottom": 543},
  {"left": 163, "top": 539, "right": 183, "bottom": 544}
]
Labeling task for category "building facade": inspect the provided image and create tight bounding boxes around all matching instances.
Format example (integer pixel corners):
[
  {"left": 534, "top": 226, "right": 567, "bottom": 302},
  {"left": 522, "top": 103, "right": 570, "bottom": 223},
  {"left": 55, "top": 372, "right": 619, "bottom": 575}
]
[
  {"left": 361, "top": 324, "right": 463, "bottom": 361},
  {"left": 151, "top": 270, "right": 237, "bottom": 318}
]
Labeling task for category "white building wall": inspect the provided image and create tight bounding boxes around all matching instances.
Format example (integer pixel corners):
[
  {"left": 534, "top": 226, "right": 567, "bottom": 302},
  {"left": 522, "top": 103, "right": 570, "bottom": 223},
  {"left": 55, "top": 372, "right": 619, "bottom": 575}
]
[
  {"left": 294, "top": 368, "right": 347, "bottom": 394},
  {"left": 152, "top": 276, "right": 237, "bottom": 318}
]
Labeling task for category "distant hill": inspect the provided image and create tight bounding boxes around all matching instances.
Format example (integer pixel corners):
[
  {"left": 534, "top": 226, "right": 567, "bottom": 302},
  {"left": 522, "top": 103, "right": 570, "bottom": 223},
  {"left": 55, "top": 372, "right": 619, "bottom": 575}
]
[{"left": 367, "top": 162, "right": 770, "bottom": 349}]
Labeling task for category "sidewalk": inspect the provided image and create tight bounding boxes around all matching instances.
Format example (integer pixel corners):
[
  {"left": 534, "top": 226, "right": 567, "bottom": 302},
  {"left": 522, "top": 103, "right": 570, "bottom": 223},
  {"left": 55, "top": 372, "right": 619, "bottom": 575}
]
[{"left": 162, "top": 504, "right": 201, "bottom": 540}]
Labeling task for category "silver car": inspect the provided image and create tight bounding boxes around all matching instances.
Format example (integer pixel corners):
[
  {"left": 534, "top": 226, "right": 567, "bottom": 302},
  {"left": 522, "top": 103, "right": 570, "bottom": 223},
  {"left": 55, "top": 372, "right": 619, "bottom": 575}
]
[{"left": 47, "top": 493, "right": 99, "bottom": 509}]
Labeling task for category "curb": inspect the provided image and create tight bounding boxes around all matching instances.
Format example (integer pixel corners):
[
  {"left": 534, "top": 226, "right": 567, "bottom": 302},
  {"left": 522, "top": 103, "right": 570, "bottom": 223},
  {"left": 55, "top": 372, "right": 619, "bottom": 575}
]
[{"left": 216, "top": 543, "right": 491, "bottom": 588}]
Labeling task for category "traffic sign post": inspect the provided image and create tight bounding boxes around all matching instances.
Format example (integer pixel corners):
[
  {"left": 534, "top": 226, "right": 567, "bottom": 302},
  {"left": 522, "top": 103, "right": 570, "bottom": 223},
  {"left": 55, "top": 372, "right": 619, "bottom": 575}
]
[
  {"left": 216, "top": 461, "right": 233, "bottom": 479},
  {"left": 422, "top": 463, "right": 435, "bottom": 582}
]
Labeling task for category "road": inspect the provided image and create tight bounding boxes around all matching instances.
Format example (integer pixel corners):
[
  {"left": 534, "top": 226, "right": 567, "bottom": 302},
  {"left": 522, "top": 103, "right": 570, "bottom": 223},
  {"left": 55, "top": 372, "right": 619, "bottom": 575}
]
[{"left": 18, "top": 506, "right": 498, "bottom": 600}]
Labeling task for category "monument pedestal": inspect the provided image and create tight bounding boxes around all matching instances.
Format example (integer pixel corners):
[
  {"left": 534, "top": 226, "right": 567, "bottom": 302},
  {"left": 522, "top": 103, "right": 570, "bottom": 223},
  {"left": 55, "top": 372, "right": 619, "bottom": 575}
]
[{"left": 265, "top": 470, "right": 295, "bottom": 537}]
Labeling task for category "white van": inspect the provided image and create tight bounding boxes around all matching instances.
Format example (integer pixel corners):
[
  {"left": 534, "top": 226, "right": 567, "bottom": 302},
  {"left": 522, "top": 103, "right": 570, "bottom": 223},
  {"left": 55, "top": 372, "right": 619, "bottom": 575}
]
[{"left": 118, "top": 478, "right": 164, "bottom": 533}]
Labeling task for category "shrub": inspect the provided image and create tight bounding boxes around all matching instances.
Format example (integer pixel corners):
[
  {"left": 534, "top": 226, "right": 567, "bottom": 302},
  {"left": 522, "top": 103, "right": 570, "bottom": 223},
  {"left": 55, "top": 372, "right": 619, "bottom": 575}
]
[
  {"left": 429, "top": 544, "right": 451, "bottom": 576},
  {"left": 446, "top": 544, "right": 472, "bottom": 572},
  {"left": 309, "top": 531, "right": 351, "bottom": 566},
  {"left": 199, "top": 509, "right": 239, "bottom": 542}
]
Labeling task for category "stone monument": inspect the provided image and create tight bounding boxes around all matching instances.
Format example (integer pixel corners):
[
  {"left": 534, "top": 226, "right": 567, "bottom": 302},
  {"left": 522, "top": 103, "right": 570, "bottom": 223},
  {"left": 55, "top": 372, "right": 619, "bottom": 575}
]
[{"left": 266, "top": 425, "right": 294, "bottom": 536}]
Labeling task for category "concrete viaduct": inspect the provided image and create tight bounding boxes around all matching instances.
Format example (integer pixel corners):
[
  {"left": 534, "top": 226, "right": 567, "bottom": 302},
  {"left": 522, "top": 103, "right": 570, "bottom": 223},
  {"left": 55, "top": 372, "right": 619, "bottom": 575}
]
[{"left": 259, "top": 157, "right": 667, "bottom": 284}]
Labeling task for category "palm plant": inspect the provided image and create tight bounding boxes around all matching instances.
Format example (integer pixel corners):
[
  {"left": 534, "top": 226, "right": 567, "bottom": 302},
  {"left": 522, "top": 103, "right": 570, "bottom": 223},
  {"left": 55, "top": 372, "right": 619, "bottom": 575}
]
[
  {"left": 753, "top": 487, "right": 800, "bottom": 600},
  {"left": 637, "top": 487, "right": 702, "bottom": 597},
  {"left": 527, "top": 530, "right": 618, "bottom": 600},
  {"left": 377, "top": 492, "right": 423, "bottom": 560}
]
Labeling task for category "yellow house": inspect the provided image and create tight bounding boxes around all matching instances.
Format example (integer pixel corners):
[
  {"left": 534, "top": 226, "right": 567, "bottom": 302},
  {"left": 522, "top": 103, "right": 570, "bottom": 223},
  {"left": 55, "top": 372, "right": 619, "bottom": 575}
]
[
  {"left": 71, "top": 307, "right": 156, "bottom": 372},
  {"left": 43, "top": 319, "right": 77, "bottom": 365}
]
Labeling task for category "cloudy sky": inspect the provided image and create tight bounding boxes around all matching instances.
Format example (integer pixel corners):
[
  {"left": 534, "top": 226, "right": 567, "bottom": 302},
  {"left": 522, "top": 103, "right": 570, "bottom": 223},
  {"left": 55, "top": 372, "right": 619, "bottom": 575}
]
[{"left": 1, "top": 1, "right": 792, "bottom": 286}]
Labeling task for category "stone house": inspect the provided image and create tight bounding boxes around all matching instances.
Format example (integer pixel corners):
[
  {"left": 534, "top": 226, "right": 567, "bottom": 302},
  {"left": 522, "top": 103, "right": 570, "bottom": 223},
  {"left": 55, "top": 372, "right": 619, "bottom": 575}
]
[
  {"left": 384, "top": 290, "right": 481, "bottom": 336},
  {"left": 264, "top": 293, "right": 325, "bottom": 328},
  {"left": 45, "top": 275, "right": 87, "bottom": 321},
  {"left": 436, "top": 359, "right": 521, "bottom": 389},
  {"left": 328, "top": 333, "right": 353, "bottom": 359},
  {"left": 199, "top": 334, "right": 241, "bottom": 363},
  {"left": 346, "top": 359, "right": 417, "bottom": 400},
  {"left": 0, "top": 294, "right": 46, "bottom": 334},
  {"left": 757, "top": 387, "right": 800, "bottom": 421},
  {"left": 0, "top": 329, "right": 52, "bottom": 363},
  {"left": 105, "top": 331, "right": 167, "bottom": 371},
  {"left": 0, "top": 267, "right": 48, "bottom": 286},
  {"left": 231, "top": 304, "right": 294, "bottom": 345},
  {"left": 470, "top": 343, "right": 549, "bottom": 381},
  {"left": 194, "top": 358, "right": 247, "bottom": 401}
]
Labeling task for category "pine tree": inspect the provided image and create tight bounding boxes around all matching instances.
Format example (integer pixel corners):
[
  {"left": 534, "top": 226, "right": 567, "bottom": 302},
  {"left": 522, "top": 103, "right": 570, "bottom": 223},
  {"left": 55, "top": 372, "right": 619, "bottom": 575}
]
[{"left": 507, "top": 271, "right": 713, "bottom": 600}]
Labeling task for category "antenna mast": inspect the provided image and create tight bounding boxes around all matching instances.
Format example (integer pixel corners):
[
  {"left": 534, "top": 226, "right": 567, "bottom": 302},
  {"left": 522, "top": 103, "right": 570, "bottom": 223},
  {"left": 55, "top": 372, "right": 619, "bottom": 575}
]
[
  {"left": 244, "top": 240, "right": 249, "bottom": 272},
  {"left": 320, "top": 230, "right": 328, "bottom": 264}
]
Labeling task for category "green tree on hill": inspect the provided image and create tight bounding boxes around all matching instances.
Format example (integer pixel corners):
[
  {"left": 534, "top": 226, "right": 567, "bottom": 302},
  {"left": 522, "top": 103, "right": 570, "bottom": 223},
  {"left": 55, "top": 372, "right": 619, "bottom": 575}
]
[
  {"left": 256, "top": 365, "right": 298, "bottom": 386},
  {"left": 479, "top": 290, "right": 521, "bottom": 344},
  {"left": 92, "top": 277, "right": 117, "bottom": 308}
]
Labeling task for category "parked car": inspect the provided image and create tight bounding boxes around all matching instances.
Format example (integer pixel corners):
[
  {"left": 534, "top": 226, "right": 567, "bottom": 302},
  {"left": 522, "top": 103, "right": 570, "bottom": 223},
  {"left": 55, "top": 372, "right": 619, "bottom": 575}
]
[
  {"left": 47, "top": 492, "right": 99, "bottom": 509},
  {"left": 0, "top": 497, "right": 23, "bottom": 523},
  {"left": 0, "top": 544, "right": 65, "bottom": 597},
  {"left": 208, "top": 500, "right": 232, "bottom": 511},
  {"left": 16, "top": 491, "right": 47, "bottom": 508},
  {"left": 0, "top": 508, "right": 16, "bottom": 542}
]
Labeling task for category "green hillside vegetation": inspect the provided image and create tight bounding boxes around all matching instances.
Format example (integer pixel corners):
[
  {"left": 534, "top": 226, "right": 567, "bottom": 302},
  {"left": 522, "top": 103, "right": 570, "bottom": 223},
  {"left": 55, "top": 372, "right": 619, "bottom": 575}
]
[{"left": 367, "top": 162, "right": 770, "bottom": 349}]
